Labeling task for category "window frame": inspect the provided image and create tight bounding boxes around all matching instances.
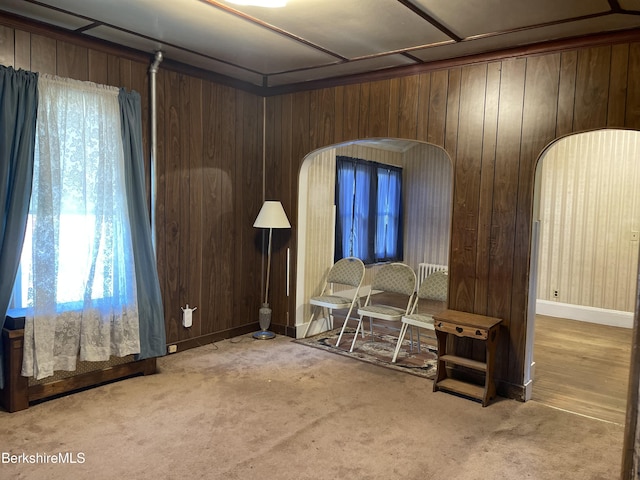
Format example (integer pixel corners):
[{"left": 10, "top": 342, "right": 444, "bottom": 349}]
[{"left": 334, "top": 155, "right": 403, "bottom": 265}]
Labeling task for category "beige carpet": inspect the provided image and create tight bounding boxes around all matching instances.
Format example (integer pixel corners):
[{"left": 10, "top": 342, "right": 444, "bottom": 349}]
[{"left": 0, "top": 334, "right": 623, "bottom": 480}]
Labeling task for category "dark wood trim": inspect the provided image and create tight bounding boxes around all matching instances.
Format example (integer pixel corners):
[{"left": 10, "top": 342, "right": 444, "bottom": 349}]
[
  {"left": 28, "top": 358, "right": 156, "bottom": 403},
  {"left": 166, "top": 323, "right": 262, "bottom": 352},
  {"left": 1, "top": 329, "right": 29, "bottom": 412},
  {"left": 1, "top": 328, "right": 157, "bottom": 413}
]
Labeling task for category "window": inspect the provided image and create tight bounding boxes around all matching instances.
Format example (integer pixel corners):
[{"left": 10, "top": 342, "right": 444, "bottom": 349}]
[
  {"left": 335, "top": 156, "right": 403, "bottom": 264},
  {"left": 10, "top": 76, "right": 136, "bottom": 314}
]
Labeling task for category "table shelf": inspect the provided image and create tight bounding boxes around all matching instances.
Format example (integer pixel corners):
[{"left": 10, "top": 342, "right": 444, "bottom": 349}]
[{"left": 432, "top": 310, "right": 502, "bottom": 407}]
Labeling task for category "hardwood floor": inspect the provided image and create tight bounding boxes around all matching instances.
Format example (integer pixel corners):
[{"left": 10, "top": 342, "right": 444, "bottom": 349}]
[{"left": 531, "top": 314, "right": 633, "bottom": 425}]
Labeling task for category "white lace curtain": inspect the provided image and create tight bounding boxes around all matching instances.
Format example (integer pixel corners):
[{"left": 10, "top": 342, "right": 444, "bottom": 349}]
[{"left": 21, "top": 74, "right": 140, "bottom": 380}]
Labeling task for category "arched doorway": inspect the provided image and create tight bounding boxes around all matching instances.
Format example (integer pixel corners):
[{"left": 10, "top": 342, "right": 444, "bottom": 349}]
[
  {"left": 526, "top": 129, "right": 640, "bottom": 424},
  {"left": 294, "top": 138, "right": 453, "bottom": 337}
]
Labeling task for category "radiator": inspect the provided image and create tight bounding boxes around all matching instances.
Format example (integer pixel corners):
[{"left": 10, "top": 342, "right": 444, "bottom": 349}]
[{"left": 418, "top": 263, "right": 448, "bottom": 283}]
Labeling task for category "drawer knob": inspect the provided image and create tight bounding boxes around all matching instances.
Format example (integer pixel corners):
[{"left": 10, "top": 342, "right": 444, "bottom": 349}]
[
  {"left": 476, "top": 330, "right": 482, "bottom": 336},
  {"left": 456, "top": 326, "right": 463, "bottom": 333}
]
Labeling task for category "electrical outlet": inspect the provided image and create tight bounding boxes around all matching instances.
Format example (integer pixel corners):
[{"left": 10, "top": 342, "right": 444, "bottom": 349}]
[
  {"left": 168, "top": 344, "right": 177, "bottom": 354},
  {"left": 553, "top": 290, "right": 559, "bottom": 298}
]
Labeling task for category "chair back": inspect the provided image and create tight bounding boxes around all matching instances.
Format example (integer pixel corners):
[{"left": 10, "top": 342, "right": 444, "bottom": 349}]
[
  {"left": 371, "top": 263, "right": 416, "bottom": 296},
  {"left": 326, "top": 257, "right": 365, "bottom": 288},
  {"left": 416, "top": 270, "right": 448, "bottom": 302}
]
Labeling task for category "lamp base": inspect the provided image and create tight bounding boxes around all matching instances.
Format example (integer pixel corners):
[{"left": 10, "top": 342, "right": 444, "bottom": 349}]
[
  {"left": 253, "top": 330, "right": 276, "bottom": 340},
  {"left": 254, "top": 303, "right": 275, "bottom": 340}
]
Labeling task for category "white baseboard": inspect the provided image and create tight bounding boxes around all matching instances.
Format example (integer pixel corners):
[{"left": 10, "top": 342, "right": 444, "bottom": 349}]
[{"left": 536, "top": 299, "right": 633, "bottom": 329}]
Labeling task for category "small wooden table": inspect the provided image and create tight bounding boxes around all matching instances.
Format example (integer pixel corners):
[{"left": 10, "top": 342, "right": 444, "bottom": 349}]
[{"left": 432, "top": 309, "right": 502, "bottom": 407}]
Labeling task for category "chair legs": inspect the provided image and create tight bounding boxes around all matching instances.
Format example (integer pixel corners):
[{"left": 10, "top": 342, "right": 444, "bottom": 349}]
[
  {"left": 392, "top": 322, "right": 410, "bottom": 363},
  {"left": 349, "top": 315, "right": 365, "bottom": 352},
  {"left": 335, "top": 303, "right": 362, "bottom": 347}
]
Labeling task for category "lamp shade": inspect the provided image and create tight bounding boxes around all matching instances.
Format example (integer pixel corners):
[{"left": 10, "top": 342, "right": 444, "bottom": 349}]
[{"left": 253, "top": 201, "right": 291, "bottom": 229}]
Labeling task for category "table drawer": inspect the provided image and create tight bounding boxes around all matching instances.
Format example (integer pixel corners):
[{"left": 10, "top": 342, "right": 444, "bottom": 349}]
[{"left": 435, "top": 321, "right": 488, "bottom": 340}]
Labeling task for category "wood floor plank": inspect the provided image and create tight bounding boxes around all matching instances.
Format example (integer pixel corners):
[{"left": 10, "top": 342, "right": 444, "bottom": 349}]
[{"left": 532, "top": 315, "right": 632, "bottom": 424}]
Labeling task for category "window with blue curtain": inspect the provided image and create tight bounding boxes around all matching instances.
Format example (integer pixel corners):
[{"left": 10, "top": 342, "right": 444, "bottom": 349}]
[{"left": 335, "top": 156, "right": 403, "bottom": 264}]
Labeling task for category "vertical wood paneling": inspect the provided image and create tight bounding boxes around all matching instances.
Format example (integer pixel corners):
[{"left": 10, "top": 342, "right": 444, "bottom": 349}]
[
  {"left": 449, "top": 64, "right": 485, "bottom": 312},
  {"left": 509, "top": 53, "right": 561, "bottom": 380},
  {"left": 341, "top": 83, "right": 361, "bottom": 141},
  {"left": 30, "top": 34, "right": 55, "bottom": 74},
  {"left": 627, "top": 43, "right": 640, "bottom": 129},
  {"left": 164, "top": 70, "right": 182, "bottom": 342},
  {"left": 107, "top": 54, "right": 120, "bottom": 86},
  {"left": 56, "top": 40, "right": 87, "bottom": 81},
  {"left": 608, "top": 44, "right": 629, "bottom": 127},
  {"left": 292, "top": 91, "right": 311, "bottom": 173},
  {"left": 154, "top": 68, "right": 167, "bottom": 339},
  {"left": 416, "top": 73, "right": 431, "bottom": 142},
  {"left": 489, "top": 58, "right": 526, "bottom": 324},
  {"left": 218, "top": 86, "right": 238, "bottom": 331},
  {"left": 14, "top": 30, "right": 30, "bottom": 70},
  {"left": 187, "top": 76, "right": 203, "bottom": 337},
  {"left": 177, "top": 73, "right": 193, "bottom": 339},
  {"left": 0, "top": 25, "right": 14, "bottom": 66},
  {"left": 474, "top": 62, "right": 501, "bottom": 315},
  {"left": 281, "top": 94, "right": 295, "bottom": 330},
  {"left": 333, "top": 85, "right": 345, "bottom": 144},
  {"left": 489, "top": 58, "right": 526, "bottom": 376},
  {"left": 444, "top": 68, "right": 461, "bottom": 160},
  {"left": 87, "top": 49, "right": 108, "bottom": 85},
  {"left": 309, "top": 88, "right": 335, "bottom": 151},
  {"left": 201, "top": 80, "right": 220, "bottom": 334},
  {"left": 427, "top": 70, "right": 448, "bottom": 147},
  {"left": 556, "top": 51, "right": 577, "bottom": 136},
  {"left": 388, "top": 77, "right": 401, "bottom": 137},
  {"left": 366, "top": 80, "right": 390, "bottom": 138},
  {"left": 574, "top": 46, "right": 611, "bottom": 131},
  {"left": 268, "top": 91, "right": 294, "bottom": 326},
  {"left": 358, "top": 82, "right": 370, "bottom": 137},
  {"left": 118, "top": 58, "right": 132, "bottom": 90},
  {"left": 397, "top": 75, "right": 420, "bottom": 139}
]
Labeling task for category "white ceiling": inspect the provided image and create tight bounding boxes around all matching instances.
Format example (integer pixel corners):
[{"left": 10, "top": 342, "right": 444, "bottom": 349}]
[{"left": 2, "top": 0, "right": 640, "bottom": 90}]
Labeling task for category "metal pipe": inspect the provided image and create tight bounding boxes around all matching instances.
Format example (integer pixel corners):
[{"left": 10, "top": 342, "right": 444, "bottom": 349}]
[{"left": 149, "top": 51, "right": 163, "bottom": 256}]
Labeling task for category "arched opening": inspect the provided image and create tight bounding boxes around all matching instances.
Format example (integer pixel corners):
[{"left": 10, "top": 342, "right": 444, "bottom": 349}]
[
  {"left": 295, "top": 138, "right": 453, "bottom": 338},
  {"left": 526, "top": 129, "right": 640, "bottom": 424}
]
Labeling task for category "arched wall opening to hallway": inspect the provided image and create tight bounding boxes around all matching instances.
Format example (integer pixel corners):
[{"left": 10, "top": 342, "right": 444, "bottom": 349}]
[{"left": 525, "top": 129, "right": 640, "bottom": 425}]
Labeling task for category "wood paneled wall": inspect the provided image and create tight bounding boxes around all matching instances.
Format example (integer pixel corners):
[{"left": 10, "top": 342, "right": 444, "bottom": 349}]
[
  {"left": 0, "top": 18, "right": 265, "bottom": 349},
  {"left": 265, "top": 38, "right": 640, "bottom": 395}
]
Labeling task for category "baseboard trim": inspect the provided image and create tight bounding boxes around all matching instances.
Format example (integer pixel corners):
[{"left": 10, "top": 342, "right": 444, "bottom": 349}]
[{"left": 536, "top": 300, "right": 633, "bottom": 329}]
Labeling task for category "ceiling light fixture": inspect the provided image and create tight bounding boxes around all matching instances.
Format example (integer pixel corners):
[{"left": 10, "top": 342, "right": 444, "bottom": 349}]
[{"left": 225, "top": 0, "right": 287, "bottom": 7}]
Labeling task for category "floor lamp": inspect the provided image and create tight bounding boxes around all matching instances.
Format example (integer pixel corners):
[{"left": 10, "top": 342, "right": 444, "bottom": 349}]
[{"left": 253, "top": 201, "right": 291, "bottom": 339}]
